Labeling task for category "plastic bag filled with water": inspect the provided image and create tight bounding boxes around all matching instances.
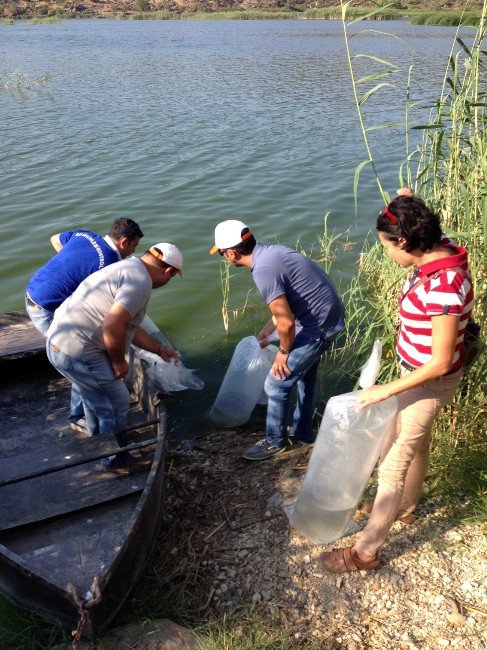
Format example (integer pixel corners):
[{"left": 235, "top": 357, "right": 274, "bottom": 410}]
[
  {"left": 210, "top": 335, "right": 278, "bottom": 427},
  {"left": 285, "top": 340, "right": 397, "bottom": 543}
]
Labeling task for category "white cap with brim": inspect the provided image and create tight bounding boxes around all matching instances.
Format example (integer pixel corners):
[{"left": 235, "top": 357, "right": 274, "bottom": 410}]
[
  {"left": 209, "top": 220, "right": 252, "bottom": 255},
  {"left": 149, "top": 243, "right": 183, "bottom": 276}
]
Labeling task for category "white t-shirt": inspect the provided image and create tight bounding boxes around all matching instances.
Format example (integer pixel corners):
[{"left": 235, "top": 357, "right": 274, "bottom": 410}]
[{"left": 48, "top": 257, "right": 152, "bottom": 358}]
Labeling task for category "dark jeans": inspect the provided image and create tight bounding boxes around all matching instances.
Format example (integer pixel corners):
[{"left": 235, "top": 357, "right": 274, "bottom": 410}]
[{"left": 264, "top": 331, "right": 331, "bottom": 447}]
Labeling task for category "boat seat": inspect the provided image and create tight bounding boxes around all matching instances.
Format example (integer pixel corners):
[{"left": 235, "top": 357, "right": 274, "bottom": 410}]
[
  {"left": 0, "top": 433, "right": 155, "bottom": 531},
  {"left": 0, "top": 311, "right": 45, "bottom": 361}
]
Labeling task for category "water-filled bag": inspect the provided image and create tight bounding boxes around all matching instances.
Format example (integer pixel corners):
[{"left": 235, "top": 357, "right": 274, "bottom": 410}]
[{"left": 210, "top": 336, "right": 278, "bottom": 427}]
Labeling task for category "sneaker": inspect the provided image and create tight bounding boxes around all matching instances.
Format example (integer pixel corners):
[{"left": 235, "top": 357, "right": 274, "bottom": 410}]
[
  {"left": 101, "top": 451, "right": 152, "bottom": 474},
  {"left": 242, "top": 439, "right": 287, "bottom": 461},
  {"left": 101, "top": 450, "right": 131, "bottom": 468},
  {"left": 69, "top": 417, "right": 88, "bottom": 435},
  {"left": 289, "top": 435, "right": 315, "bottom": 447}
]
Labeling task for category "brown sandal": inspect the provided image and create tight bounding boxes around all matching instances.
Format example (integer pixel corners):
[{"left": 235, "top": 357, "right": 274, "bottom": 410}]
[{"left": 318, "top": 546, "right": 380, "bottom": 573}]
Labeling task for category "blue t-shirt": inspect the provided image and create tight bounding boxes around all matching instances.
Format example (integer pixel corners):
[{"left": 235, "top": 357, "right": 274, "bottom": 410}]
[
  {"left": 251, "top": 243, "right": 345, "bottom": 340},
  {"left": 27, "top": 230, "right": 120, "bottom": 311}
]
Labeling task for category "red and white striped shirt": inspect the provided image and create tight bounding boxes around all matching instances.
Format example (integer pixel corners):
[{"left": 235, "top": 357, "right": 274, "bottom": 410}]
[{"left": 397, "top": 240, "right": 474, "bottom": 372}]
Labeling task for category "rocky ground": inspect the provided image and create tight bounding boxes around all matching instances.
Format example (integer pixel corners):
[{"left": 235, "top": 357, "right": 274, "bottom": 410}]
[{"left": 154, "top": 422, "right": 487, "bottom": 649}]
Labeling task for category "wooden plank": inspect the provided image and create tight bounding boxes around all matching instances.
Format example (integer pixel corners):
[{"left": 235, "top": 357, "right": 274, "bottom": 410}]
[
  {"left": 0, "top": 419, "right": 159, "bottom": 487},
  {"left": 0, "top": 312, "right": 45, "bottom": 360},
  {"left": 0, "top": 461, "right": 149, "bottom": 531}
]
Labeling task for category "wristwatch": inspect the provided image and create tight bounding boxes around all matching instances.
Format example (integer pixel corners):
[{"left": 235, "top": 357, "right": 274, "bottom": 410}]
[{"left": 278, "top": 346, "right": 289, "bottom": 355}]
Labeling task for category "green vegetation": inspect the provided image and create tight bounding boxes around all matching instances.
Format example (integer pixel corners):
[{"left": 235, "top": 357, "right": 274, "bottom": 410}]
[
  {"left": 29, "top": 15, "right": 60, "bottom": 23},
  {"left": 410, "top": 11, "right": 481, "bottom": 26},
  {"left": 0, "top": 1, "right": 483, "bottom": 25},
  {"left": 330, "top": 0, "right": 486, "bottom": 516},
  {"left": 0, "top": 596, "right": 66, "bottom": 649}
]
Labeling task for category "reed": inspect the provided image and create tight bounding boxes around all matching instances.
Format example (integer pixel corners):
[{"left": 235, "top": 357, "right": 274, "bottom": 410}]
[
  {"left": 410, "top": 11, "right": 481, "bottom": 27},
  {"left": 28, "top": 16, "right": 60, "bottom": 24},
  {"left": 0, "top": 71, "right": 51, "bottom": 93},
  {"left": 183, "top": 9, "right": 296, "bottom": 20},
  {"left": 336, "top": 0, "right": 486, "bottom": 513}
]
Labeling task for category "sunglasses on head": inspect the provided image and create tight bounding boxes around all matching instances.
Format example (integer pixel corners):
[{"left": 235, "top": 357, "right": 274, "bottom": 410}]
[
  {"left": 218, "top": 249, "right": 228, "bottom": 257},
  {"left": 120, "top": 223, "right": 143, "bottom": 237},
  {"left": 380, "top": 205, "right": 399, "bottom": 225}
]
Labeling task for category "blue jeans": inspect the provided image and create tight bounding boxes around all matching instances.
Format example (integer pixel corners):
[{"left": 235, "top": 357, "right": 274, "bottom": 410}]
[
  {"left": 26, "top": 294, "right": 84, "bottom": 422},
  {"left": 264, "top": 332, "right": 331, "bottom": 448},
  {"left": 46, "top": 341, "right": 130, "bottom": 441}
]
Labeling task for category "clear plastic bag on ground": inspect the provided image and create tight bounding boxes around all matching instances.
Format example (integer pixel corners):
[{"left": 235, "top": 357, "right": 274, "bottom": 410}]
[
  {"left": 210, "top": 336, "right": 278, "bottom": 427},
  {"left": 285, "top": 341, "right": 398, "bottom": 544}
]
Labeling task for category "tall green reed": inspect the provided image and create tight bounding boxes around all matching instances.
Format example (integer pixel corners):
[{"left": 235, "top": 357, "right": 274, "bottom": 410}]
[{"left": 338, "top": 0, "right": 486, "bottom": 510}]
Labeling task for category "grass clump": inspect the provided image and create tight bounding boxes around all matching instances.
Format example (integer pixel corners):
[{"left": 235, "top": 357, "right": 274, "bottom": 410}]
[
  {"left": 410, "top": 11, "right": 481, "bottom": 27},
  {"left": 29, "top": 15, "right": 60, "bottom": 24},
  {"left": 196, "top": 611, "right": 323, "bottom": 649},
  {"left": 0, "top": 596, "right": 67, "bottom": 650}
]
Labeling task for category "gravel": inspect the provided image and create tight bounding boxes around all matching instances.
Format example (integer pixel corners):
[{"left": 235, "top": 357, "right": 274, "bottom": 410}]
[{"left": 165, "top": 429, "right": 487, "bottom": 649}]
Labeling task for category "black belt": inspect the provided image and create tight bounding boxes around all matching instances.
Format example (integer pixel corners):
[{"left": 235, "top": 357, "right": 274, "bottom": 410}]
[{"left": 400, "top": 360, "right": 459, "bottom": 376}]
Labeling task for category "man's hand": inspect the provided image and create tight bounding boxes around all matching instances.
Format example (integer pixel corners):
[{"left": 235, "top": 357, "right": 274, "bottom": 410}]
[
  {"left": 356, "top": 385, "right": 391, "bottom": 410},
  {"left": 158, "top": 346, "right": 180, "bottom": 363},
  {"left": 257, "top": 318, "right": 277, "bottom": 348},
  {"left": 272, "top": 351, "right": 291, "bottom": 379},
  {"left": 111, "top": 358, "right": 129, "bottom": 379}
]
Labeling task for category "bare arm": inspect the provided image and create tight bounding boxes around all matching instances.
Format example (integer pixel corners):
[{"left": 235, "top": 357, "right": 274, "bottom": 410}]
[
  {"left": 132, "top": 327, "right": 179, "bottom": 362},
  {"left": 257, "top": 316, "right": 278, "bottom": 347},
  {"left": 102, "top": 303, "right": 131, "bottom": 379},
  {"left": 268, "top": 295, "right": 295, "bottom": 379},
  {"left": 50, "top": 234, "right": 62, "bottom": 252},
  {"left": 357, "top": 314, "right": 459, "bottom": 409}
]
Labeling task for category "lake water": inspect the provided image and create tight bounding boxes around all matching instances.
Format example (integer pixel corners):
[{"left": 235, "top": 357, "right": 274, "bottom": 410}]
[{"left": 0, "top": 19, "right": 472, "bottom": 435}]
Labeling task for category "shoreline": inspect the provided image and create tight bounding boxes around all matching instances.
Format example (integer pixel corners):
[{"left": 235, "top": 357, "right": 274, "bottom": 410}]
[{"left": 2, "top": 9, "right": 481, "bottom": 27}]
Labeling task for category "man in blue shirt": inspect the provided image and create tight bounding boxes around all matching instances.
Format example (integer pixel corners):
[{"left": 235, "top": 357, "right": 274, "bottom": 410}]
[
  {"left": 26, "top": 217, "right": 143, "bottom": 430},
  {"left": 210, "top": 220, "right": 345, "bottom": 461}
]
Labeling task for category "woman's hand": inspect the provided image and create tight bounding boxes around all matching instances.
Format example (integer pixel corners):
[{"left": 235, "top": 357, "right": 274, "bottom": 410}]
[
  {"left": 397, "top": 187, "right": 413, "bottom": 197},
  {"left": 357, "top": 384, "right": 392, "bottom": 410}
]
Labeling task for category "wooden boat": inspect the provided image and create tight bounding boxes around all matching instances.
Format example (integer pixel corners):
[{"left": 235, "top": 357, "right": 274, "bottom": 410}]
[{"left": 0, "top": 312, "right": 167, "bottom": 639}]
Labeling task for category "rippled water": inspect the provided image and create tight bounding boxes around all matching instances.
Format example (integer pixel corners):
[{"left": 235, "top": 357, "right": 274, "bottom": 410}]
[{"left": 0, "top": 19, "right": 471, "bottom": 434}]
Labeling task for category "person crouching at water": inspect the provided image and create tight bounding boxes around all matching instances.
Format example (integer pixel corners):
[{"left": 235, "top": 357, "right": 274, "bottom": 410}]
[
  {"left": 320, "top": 189, "right": 475, "bottom": 573},
  {"left": 46, "top": 244, "right": 182, "bottom": 471},
  {"left": 210, "top": 220, "right": 345, "bottom": 461}
]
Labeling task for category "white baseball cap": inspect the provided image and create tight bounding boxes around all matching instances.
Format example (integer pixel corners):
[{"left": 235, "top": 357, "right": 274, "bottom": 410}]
[
  {"left": 149, "top": 243, "right": 183, "bottom": 276},
  {"left": 209, "top": 220, "right": 253, "bottom": 255}
]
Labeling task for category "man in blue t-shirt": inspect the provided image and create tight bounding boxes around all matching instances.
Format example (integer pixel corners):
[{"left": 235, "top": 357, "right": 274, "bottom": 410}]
[
  {"left": 26, "top": 217, "right": 143, "bottom": 430},
  {"left": 210, "top": 220, "right": 345, "bottom": 461}
]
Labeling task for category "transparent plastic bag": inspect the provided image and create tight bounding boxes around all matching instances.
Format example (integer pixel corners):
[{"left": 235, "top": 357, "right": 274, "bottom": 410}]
[
  {"left": 134, "top": 314, "right": 204, "bottom": 394},
  {"left": 210, "top": 336, "right": 278, "bottom": 427},
  {"left": 285, "top": 341, "right": 398, "bottom": 543},
  {"left": 137, "top": 350, "right": 204, "bottom": 393},
  {"left": 359, "top": 339, "right": 382, "bottom": 389}
]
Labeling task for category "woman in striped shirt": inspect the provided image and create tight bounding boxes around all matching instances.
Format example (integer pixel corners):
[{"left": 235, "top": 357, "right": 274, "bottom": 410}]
[{"left": 320, "top": 189, "right": 474, "bottom": 573}]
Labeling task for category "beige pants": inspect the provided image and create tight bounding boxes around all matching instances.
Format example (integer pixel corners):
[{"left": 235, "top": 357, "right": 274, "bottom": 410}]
[{"left": 355, "top": 367, "right": 463, "bottom": 558}]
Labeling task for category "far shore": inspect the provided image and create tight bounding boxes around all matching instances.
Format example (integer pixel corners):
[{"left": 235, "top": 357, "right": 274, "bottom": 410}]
[{"left": 2, "top": 8, "right": 482, "bottom": 27}]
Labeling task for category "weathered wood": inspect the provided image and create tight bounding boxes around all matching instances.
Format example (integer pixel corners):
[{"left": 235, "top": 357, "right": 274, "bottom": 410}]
[
  {"left": 0, "top": 314, "right": 167, "bottom": 638},
  {"left": 0, "top": 311, "right": 45, "bottom": 360},
  {"left": 0, "top": 460, "right": 150, "bottom": 531},
  {"left": 0, "top": 432, "right": 158, "bottom": 488}
]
